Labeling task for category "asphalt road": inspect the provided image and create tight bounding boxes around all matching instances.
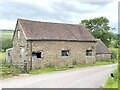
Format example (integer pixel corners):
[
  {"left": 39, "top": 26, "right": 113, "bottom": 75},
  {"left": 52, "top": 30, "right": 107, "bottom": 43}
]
[{"left": 1, "top": 64, "right": 117, "bottom": 88}]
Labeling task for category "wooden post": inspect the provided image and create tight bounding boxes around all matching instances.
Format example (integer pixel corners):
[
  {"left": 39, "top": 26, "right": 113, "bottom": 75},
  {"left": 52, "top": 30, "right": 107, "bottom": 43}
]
[{"left": 30, "top": 41, "right": 32, "bottom": 70}]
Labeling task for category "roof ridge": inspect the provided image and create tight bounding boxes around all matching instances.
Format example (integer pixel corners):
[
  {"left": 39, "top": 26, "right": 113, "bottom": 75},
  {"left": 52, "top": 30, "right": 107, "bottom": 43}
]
[{"left": 18, "top": 18, "right": 80, "bottom": 26}]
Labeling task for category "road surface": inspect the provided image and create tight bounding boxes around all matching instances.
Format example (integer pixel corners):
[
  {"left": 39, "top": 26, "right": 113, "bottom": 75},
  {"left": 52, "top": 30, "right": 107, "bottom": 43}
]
[{"left": 1, "top": 64, "right": 117, "bottom": 88}]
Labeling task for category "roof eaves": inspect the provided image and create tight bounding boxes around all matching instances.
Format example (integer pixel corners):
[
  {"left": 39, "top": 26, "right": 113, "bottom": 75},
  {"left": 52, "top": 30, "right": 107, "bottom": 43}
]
[{"left": 26, "top": 39, "right": 97, "bottom": 42}]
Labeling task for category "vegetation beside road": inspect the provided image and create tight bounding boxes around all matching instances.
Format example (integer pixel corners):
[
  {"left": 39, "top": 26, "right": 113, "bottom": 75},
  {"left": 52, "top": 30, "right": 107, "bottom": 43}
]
[
  {"left": 0, "top": 52, "right": 23, "bottom": 79},
  {"left": 103, "top": 48, "right": 118, "bottom": 88},
  {"left": 104, "top": 69, "right": 118, "bottom": 88},
  {"left": 29, "top": 61, "right": 116, "bottom": 75}
]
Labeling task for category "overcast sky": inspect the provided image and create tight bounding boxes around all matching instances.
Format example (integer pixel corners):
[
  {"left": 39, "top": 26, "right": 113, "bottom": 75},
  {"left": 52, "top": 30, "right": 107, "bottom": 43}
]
[{"left": 0, "top": 0, "right": 119, "bottom": 33}]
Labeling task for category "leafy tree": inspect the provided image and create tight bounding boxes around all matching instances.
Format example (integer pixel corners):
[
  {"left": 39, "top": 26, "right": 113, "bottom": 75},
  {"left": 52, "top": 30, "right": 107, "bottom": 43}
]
[
  {"left": 81, "top": 17, "right": 115, "bottom": 47},
  {"left": 1, "top": 39, "right": 12, "bottom": 52},
  {"left": 110, "top": 34, "right": 120, "bottom": 48},
  {"left": 113, "top": 40, "right": 119, "bottom": 48}
]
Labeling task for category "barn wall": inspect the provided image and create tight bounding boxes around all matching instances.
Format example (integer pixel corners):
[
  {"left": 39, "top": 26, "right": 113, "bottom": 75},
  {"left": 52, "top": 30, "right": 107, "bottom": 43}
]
[
  {"left": 96, "top": 54, "right": 111, "bottom": 61},
  {"left": 11, "top": 22, "right": 27, "bottom": 67},
  {"left": 26, "top": 41, "right": 96, "bottom": 69}
]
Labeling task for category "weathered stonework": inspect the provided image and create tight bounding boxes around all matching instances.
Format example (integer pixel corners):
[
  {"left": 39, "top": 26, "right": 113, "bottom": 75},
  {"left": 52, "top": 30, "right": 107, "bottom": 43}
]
[
  {"left": 11, "top": 22, "right": 27, "bottom": 68},
  {"left": 26, "top": 41, "right": 96, "bottom": 69},
  {"left": 96, "top": 54, "right": 111, "bottom": 61},
  {"left": 95, "top": 39, "right": 112, "bottom": 62}
]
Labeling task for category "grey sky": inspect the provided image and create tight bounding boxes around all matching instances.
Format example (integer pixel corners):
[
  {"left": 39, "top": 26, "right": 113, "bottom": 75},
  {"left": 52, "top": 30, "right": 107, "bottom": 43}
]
[{"left": 0, "top": 0, "right": 118, "bottom": 33}]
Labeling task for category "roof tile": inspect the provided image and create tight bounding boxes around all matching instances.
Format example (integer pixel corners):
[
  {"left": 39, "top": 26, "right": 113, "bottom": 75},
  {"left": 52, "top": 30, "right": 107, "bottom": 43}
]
[
  {"left": 96, "top": 39, "right": 112, "bottom": 54},
  {"left": 18, "top": 18, "right": 96, "bottom": 41}
]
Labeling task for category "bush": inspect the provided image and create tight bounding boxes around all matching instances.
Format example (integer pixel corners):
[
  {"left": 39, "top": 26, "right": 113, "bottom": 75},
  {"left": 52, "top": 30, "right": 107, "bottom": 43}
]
[
  {"left": 1, "top": 64, "right": 22, "bottom": 76},
  {"left": 111, "top": 49, "right": 118, "bottom": 59},
  {"left": 1, "top": 39, "right": 12, "bottom": 52}
]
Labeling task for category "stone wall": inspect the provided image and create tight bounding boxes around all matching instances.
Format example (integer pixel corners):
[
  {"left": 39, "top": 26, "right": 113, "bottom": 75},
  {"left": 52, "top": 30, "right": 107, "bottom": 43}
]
[
  {"left": 11, "top": 22, "right": 27, "bottom": 68},
  {"left": 96, "top": 54, "right": 111, "bottom": 61},
  {"left": 26, "top": 41, "right": 96, "bottom": 69}
]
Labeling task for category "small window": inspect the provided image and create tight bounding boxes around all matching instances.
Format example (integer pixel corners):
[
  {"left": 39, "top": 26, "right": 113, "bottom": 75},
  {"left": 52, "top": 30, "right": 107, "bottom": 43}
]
[
  {"left": 32, "top": 51, "right": 43, "bottom": 59},
  {"left": 61, "top": 50, "right": 70, "bottom": 56},
  {"left": 17, "top": 30, "right": 20, "bottom": 39},
  {"left": 86, "top": 50, "right": 92, "bottom": 56}
]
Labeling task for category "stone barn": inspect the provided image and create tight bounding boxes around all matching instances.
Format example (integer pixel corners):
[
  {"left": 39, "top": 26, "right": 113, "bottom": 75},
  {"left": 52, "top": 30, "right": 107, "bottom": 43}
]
[
  {"left": 96, "top": 39, "right": 112, "bottom": 61},
  {"left": 6, "top": 18, "right": 98, "bottom": 70}
]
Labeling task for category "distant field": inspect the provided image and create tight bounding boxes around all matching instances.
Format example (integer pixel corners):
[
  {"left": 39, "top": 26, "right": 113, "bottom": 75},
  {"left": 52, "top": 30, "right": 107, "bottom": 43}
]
[{"left": 0, "top": 30, "right": 13, "bottom": 40}]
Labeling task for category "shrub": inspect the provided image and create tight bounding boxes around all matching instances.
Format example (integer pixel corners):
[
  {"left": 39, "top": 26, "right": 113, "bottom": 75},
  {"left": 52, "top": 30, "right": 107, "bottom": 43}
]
[
  {"left": 111, "top": 49, "right": 118, "bottom": 59},
  {"left": 45, "top": 63, "right": 55, "bottom": 68},
  {"left": 1, "top": 39, "right": 12, "bottom": 52}
]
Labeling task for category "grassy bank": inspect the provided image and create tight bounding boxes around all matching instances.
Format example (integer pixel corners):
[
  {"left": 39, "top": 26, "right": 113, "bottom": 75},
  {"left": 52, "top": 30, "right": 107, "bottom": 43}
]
[
  {"left": 103, "top": 48, "right": 118, "bottom": 88},
  {"left": 29, "top": 61, "right": 115, "bottom": 75},
  {"left": 104, "top": 69, "right": 118, "bottom": 88},
  {"left": 0, "top": 52, "right": 23, "bottom": 79},
  {"left": 1, "top": 64, "right": 23, "bottom": 79}
]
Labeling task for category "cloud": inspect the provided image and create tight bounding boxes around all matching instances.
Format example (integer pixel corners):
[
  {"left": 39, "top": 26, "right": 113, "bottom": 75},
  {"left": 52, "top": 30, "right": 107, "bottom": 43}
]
[
  {"left": 0, "top": 2, "right": 51, "bottom": 20},
  {"left": 0, "top": 0, "right": 102, "bottom": 21},
  {"left": 82, "top": 2, "right": 111, "bottom": 6},
  {"left": 51, "top": 2, "right": 102, "bottom": 14},
  {"left": 0, "top": 0, "right": 118, "bottom": 33}
]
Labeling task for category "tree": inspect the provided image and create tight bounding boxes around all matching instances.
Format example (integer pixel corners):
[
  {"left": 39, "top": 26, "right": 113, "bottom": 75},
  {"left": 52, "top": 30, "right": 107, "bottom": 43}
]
[
  {"left": 81, "top": 17, "right": 114, "bottom": 47},
  {"left": 110, "top": 34, "right": 120, "bottom": 48},
  {"left": 1, "top": 39, "right": 12, "bottom": 52}
]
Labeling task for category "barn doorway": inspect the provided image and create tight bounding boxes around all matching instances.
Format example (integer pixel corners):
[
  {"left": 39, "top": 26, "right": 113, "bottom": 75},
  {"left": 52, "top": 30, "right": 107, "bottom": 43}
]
[{"left": 20, "top": 48, "right": 25, "bottom": 66}]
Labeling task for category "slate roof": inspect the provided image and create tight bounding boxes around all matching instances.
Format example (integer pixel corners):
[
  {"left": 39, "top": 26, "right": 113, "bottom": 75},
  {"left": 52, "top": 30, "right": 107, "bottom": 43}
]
[
  {"left": 17, "top": 18, "right": 96, "bottom": 41},
  {"left": 96, "top": 39, "right": 112, "bottom": 54}
]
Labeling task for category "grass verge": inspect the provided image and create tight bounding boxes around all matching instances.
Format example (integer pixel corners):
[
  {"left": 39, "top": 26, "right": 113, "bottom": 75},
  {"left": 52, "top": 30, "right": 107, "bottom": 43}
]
[
  {"left": 0, "top": 64, "right": 23, "bottom": 79},
  {"left": 29, "top": 61, "right": 116, "bottom": 75},
  {"left": 104, "top": 69, "right": 118, "bottom": 88},
  {"left": 0, "top": 52, "right": 23, "bottom": 79}
]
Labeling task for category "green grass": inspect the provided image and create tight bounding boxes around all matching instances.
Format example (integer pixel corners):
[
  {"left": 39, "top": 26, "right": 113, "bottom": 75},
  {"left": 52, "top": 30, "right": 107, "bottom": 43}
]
[
  {"left": 29, "top": 61, "right": 115, "bottom": 75},
  {"left": 0, "top": 64, "right": 22, "bottom": 79},
  {"left": 74, "top": 61, "right": 114, "bottom": 68},
  {"left": 29, "top": 68, "right": 58, "bottom": 75},
  {"left": 104, "top": 69, "right": 118, "bottom": 88},
  {"left": 0, "top": 51, "right": 23, "bottom": 79}
]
